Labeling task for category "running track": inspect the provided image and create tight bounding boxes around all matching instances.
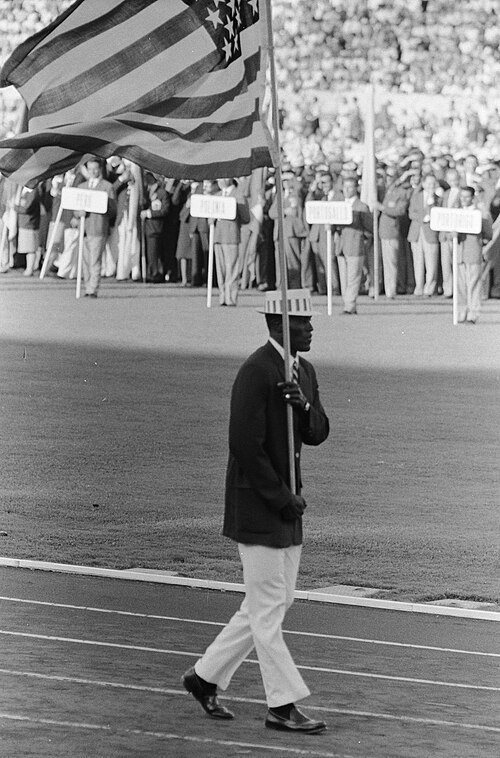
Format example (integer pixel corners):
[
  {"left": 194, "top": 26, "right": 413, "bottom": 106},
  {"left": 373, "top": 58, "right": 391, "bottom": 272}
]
[{"left": 0, "top": 567, "right": 499, "bottom": 757}]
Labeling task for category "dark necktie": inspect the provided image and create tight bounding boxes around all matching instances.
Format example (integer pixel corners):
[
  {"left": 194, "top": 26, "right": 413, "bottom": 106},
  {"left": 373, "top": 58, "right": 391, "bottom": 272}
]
[{"left": 292, "top": 359, "right": 299, "bottom": 385}]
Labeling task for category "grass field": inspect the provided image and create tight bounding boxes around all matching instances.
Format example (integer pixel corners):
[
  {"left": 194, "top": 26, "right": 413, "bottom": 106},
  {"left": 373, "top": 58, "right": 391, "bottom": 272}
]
[{"left": 1, "top": 273, "right": 499, "bottom": 602}]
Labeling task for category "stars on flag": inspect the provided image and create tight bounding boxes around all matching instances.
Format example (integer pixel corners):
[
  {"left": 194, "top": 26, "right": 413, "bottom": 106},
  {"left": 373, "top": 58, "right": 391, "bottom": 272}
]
[{"left": 202, "top": 0, "right": 259, "bottom": 66}]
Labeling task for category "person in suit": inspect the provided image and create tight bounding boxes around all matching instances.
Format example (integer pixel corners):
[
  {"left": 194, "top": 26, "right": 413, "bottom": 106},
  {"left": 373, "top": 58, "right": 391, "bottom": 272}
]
[
  {"left": 74, "top": 158, "right": 116, "bottom": 297},
  {"left": 377, "top": 166, "right": 410, "bottom": 299},
  {"left": 141, "top": 172, "right": 170, "bottom": 283},
  {"left": 237, "top": 167, "right": 266, "bottom": 290},
  {"left": 306, "top": 172, "right": 342, "bottom": 296},
  {"left": 407, "top": 173, "right": 441, "bottom": 297},
  {"left": 269, "top": 172, "right": 310, "bottom": 290},
  {"left": 336, "top": 176, "right": 372, "bottom": 314},
  {"left": 456, "top": 186, "right": 492, "bottom": 323},
  {"left": 439, "top": 168, "right": 462, "bottom": 298},
  {"left": 14, "top": 185, "right": 40, "bottom": 277},
  {"left": 214, "top": 178, "right": 250, "bottom": 306},
  {"left": 182, "top": 289, "right": 329, "bottom": 734}
]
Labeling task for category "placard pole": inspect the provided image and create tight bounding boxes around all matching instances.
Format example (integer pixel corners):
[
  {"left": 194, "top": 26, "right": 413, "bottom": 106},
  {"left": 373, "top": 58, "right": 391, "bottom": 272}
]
[
  {"left": 452, "top": 233, "right": 459, "bottom": 326},
  {"left": 207, "top": 221, "right": 215, "bottom": 308},
  {"left": 326, "top": 226, "right": 333, "bottom": 316},
  {"left": 40, "top": 203, "right": 64, "bottom": 279},
  {"left": 75, "top": 216, "right": 85, "bottom": 299}
]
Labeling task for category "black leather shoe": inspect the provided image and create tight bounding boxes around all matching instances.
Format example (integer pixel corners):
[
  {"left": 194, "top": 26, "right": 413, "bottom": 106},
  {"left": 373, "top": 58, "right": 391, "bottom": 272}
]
[
  {"left": 181, "top": 667, "right": 234, "bottom": 720},
  {"left": 265, "top": 705, "right": 327, "bottom": 733}
]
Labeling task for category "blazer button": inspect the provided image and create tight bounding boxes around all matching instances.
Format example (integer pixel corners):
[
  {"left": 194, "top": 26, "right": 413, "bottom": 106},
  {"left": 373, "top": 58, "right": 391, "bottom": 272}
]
[{"left": 295, "top": 452, "right": 300, "bottom": 458}]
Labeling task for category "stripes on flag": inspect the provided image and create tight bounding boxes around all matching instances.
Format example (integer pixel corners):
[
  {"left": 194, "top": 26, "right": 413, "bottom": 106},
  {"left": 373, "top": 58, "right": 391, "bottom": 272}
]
[{"left": 0, "top": 0, "right": 273, "bottom": 186}]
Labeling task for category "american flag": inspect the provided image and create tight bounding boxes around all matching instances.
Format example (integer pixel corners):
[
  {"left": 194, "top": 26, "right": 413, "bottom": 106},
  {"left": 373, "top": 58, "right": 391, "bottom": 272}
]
[{"left": 0, "top": 0, "right": 273, "bottom": 186}]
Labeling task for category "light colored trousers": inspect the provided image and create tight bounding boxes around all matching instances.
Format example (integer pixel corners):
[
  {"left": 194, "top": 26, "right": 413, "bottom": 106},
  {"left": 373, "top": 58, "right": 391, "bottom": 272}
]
[
  {"left": 83, "top": 235, "right": 106, "bottom": 295},
  {"left": 337, "top": 254, "right": 364, "bottom": 312},
  {"left": 411, "top": 230, "right": 439, "bottom": 296},
  {"left": 195, "top": 543, "right": 310, "bottom": 708},
  {"left": 56, "top": 228, "right": 78, "bottom": 279},
  {"left": 440, "top": 238, "right": 453, "bottom": 297},
  {"left": 381, "top": 238, "right": 399, "bottom": 298},
  {"left": 457, "top": 262, "right": 482, "bottom": 322},
  {"left": 215, "top": 242, "right": 240, "bottom": 305}
]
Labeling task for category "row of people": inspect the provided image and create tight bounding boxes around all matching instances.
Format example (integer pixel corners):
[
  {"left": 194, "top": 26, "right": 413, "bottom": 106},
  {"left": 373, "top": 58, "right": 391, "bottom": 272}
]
[{"left": 2, "top": 149, "right": 499, "bottom": 321}]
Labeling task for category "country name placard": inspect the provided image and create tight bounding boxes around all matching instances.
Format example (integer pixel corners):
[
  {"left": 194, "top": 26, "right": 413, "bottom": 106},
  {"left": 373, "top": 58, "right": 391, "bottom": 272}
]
[
  {"left": 190, "top": 194, "right": 237, "bottom": 220},
  {"left": 305, "top": 201, "right": 353, "bottom": 226},
  {"left": 430, "top": 207, "right": 482, "bottom": 234},
  {"left": 61, "top": 187, "right": 109, "bottom": 214}
]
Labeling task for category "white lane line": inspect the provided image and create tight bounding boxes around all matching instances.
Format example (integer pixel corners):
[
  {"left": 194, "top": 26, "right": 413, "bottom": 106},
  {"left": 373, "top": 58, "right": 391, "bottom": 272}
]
[
  {"left": 1, "top": 672, "right": 499, "bottom": 735},
  {"left": 0, "top": 713, "right": 346, "bottom": 758},
  {"left": 0, "top": 595, "right": 497, "bottom": 658},
  {"left": 0, "top": 631, "right": 498, "bottom": 692}
]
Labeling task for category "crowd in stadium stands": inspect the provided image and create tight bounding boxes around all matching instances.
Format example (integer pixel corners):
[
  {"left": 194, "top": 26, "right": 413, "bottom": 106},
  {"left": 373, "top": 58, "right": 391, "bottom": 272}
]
[{"left": 0, "top": 1, "right": 500, "bottom": 316}]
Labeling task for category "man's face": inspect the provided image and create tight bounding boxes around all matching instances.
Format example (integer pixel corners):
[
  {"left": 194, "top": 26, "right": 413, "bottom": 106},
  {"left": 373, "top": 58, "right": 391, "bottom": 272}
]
[
  {"left": 446, "top": 169, "right": 460, "bottom": 187},
  {"left": 87, "top": 161, "right": 102, "bottom": 180},
  {"left": 320, "top": 175, "right": 333, "bottom": 193},
  {"left": 460, "top": 189, "right": 474, "bottom": 208},
  {"left": 343, "top": 179, "right": 357, "bottom": 198},
  {"left": 289, "top": 316, "right": 313, "bottom": 353},
  {"left": 423, "top": 176, "right": 436, "bottom": 194}
]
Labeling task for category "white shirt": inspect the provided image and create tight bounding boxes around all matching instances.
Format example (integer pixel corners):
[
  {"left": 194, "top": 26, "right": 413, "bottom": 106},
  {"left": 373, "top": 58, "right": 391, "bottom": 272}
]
[{"left": 268, "top": 337, "right": 299, "bottom": 376}]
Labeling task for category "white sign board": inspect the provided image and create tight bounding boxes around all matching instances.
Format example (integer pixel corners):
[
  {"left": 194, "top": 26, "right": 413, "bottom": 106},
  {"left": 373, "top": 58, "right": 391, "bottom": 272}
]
[
  {"left": 305, "top": 201, "right": 353, "bottom": 226},
  {"left": 430, "top": 207, "right": 482, "bottom": 234},
  {"left": 190, "top": 194, "right": 236, "bottom": 220},
  {"left": 61, "top": 186, "right": 109, "bottom": 214}
]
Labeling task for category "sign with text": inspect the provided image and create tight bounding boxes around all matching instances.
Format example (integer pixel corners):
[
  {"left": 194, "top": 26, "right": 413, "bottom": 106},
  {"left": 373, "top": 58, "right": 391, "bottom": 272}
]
[
  {"left": 190, "top": 193, "right": 236, "bottom": 220},
  {"left": 61, "top": 187, "right": 109, "bottom": 214},
  {"left": 430, "top": 207, "right": 482, "bottom": 234},
  {"left": 305, "top": 200, "right": 353, "bottom": 226}
]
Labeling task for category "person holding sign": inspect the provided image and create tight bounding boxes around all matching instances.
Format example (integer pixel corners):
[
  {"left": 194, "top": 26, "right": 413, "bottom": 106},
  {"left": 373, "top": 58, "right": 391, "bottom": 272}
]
[
  {"left": 407, "top": 174, "right": 441, "bottom": 297},
  {"left": 336, "top": 176, "right": 372, "bottom": 314},
  {"left": 456, "top": 187, "right": 492, "bottom": 324},
  {"left": 182, "top": 289, "right": 329, "bottom": 733},
  {"left": 73, "top": 159, "right": 116, "bottom": 298},
  {"left": 214, "top": 178, "right": 249, "bottom": 306}
]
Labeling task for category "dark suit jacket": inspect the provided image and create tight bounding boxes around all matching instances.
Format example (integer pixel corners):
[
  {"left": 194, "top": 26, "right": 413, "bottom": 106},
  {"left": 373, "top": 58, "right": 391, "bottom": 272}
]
[
  {"left": 213, "top": 187, "right": 250, "bottom": 245},
  {"left": 457, "top": 215, "right": 493, "bottom": 265},
  {"left": 77, "top": 178, "right": 117, "bottom": 237},
  {"left": 378, "top": 183, "right": 409, "bottom": 240},
  {"left": 407, "top": 188, "right": 440, "bottom": 244},
  {"left": 337, "top": 198, "right": 372, "bottom": 257},
  {"left": 223, "top": 342, "right": 329, "bottom": 548}
]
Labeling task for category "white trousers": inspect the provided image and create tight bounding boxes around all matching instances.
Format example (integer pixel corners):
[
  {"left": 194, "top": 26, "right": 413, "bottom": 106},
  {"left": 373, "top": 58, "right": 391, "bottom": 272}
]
[
  {"left": 215, "top": 242, "right": 240, "bottom": 305},
  {"left": 411, "top": 231, "right": 439, "bottom": 296},
  {"left": 337, "top": 254, "right": 364, "bottom": 312},
  {"left": 195, "top": 543, "right": 310, "bottom": 708}
]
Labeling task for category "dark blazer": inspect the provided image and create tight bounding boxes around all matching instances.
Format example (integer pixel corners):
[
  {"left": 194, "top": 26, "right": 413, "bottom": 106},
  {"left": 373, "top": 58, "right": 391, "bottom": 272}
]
[
  {"left": 213, "top": 187, "right": 250, "bottom": 245},
  {"left": 457, "top": 214, "right": 493, "bottom": 265},
  {"left": 407, "top": 188, "right": 441, "bottom": 244},
  {"left": 378, "top": 183, "right": 409, "bottom": 240},
  {"left": 77, "top": 178, "right": 116, "bottom": 236},
  {"left": 223, "top": 341, "right": 329, "bottom": 548},
  {"left": 337, "top": 198, "right": 372, "bottom": 257}
]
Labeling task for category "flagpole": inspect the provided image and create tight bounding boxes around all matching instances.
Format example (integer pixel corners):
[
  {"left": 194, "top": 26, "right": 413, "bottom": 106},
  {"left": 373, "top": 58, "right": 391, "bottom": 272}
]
[
  {"left": 264, "top": 0, "right": 296, "bottom": 495},
  {"left": 368, "top": 83, "right": 379, "bottom": 301}
]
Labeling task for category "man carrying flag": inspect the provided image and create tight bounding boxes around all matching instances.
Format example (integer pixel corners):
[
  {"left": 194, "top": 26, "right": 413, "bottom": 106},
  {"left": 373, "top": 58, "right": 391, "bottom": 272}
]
[{"left": 182, "top": 288, "right": 329, "bottom": 733}]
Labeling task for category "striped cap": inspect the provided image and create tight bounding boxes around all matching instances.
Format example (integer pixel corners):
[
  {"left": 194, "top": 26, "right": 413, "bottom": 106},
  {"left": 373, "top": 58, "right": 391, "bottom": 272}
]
[{"left": 257, "top": 289, "right": 318, "bottom": 316}]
